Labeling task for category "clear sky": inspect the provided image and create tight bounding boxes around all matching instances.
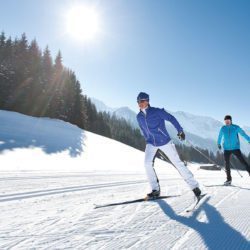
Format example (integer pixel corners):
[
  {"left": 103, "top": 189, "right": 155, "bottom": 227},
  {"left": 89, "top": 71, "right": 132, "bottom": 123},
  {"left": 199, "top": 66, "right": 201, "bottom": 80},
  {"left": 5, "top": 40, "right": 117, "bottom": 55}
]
[{"left": 1, "top": 0, "right": 250, "bottom": 125}]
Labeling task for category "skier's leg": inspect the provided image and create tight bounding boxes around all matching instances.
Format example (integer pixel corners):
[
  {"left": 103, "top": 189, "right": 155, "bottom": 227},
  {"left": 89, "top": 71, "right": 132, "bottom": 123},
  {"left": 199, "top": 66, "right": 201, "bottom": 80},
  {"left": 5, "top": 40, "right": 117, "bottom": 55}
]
[
  {"left": 233, "top": 149, "right": 250, "bottom": 174},
  {"left": 144, "top": 144, "right": 160, "bottom": 191},
  {"left": 224, "top": 150, "right": 232, "bottom": 181},
  {"left": 159, "top": 142, "right": 199, "bottom": 190}
]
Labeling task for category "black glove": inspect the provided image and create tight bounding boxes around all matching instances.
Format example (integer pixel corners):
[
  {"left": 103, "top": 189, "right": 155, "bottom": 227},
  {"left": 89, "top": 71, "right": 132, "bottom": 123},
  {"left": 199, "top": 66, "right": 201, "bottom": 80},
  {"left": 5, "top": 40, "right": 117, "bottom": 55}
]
[
  {"left": 177, "top": 131, "right": 185, "bottom": 141},
  {"left": 218, "top": 144, "right": 222, "bottom": 150}
]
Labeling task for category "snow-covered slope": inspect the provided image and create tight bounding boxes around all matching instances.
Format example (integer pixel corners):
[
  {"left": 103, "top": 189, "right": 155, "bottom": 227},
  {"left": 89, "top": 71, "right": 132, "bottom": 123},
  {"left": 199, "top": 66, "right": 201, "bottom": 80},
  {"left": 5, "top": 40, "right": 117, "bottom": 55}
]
[
  {"left": 0, "top": 110, "right": 145, "bottom": 172},
  {"left": 91, "top": 98, "right": 250, "bottom": 154},
  {"left": 0, "top": 110, "right": 249, "bottom": 249}
]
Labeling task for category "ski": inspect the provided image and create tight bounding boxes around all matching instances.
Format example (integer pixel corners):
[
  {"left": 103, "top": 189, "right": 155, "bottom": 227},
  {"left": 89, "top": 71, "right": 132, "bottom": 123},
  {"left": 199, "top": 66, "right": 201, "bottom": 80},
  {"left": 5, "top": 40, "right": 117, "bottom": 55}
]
[
  {"left": 186, "top": 194, "right": 208, "bottom": 213},
  {"left": 94, "top": 195, "right": 180, "bottom": 209},
  {"left": 204, "top": 184, "right": 233, "bottom": 188}
]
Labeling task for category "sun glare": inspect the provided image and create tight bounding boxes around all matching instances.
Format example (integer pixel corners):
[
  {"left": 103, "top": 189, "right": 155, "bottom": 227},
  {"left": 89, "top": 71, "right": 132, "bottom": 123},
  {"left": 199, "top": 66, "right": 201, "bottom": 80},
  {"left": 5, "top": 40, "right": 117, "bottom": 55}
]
[{"left": 66, "top": 6, "right": 99, "bottom": 41}]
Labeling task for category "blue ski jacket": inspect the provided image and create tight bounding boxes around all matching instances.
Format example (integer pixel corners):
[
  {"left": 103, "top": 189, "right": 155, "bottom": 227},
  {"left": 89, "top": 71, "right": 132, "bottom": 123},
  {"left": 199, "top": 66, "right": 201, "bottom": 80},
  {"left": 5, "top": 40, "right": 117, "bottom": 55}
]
[
  {"left": 217, "top": 124, "right": 250, "bottom": 150},
  {"left": 137, "top": 106, "right": 183, "bottom": 146}
]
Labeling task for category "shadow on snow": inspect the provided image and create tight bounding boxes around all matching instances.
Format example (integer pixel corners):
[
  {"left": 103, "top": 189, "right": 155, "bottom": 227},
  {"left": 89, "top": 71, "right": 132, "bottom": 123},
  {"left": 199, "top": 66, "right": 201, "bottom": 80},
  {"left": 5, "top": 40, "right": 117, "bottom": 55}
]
[
  {"left": 157, "top": 198, "right": 249, "bottom": 249},
  {"left": 0, "top": 117, "right": 85, "bottom": 157}
]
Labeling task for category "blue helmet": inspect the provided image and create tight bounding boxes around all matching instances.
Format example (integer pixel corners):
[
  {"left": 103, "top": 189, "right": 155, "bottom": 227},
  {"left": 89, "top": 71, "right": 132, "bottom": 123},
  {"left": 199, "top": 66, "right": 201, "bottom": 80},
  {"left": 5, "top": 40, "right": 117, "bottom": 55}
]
[{"left": 137, "top": 92, "right": 149, "bottom": 102}]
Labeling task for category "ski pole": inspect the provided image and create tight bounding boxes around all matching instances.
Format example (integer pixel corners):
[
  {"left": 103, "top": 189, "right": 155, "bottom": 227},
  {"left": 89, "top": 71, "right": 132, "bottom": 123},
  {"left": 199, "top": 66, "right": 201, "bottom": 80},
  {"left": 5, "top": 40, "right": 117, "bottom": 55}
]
[
  {"left": 220, "top": 150, "right": 243, "bottom": 178},
  {"left": 229, "top": 156, "right": 243, "bottom": 178},
  {"left": 185, "top": 140, "right": 226, "bottom": 172},
  {"left": 157, "top": 149, "right": 178, "bottom": 169}
]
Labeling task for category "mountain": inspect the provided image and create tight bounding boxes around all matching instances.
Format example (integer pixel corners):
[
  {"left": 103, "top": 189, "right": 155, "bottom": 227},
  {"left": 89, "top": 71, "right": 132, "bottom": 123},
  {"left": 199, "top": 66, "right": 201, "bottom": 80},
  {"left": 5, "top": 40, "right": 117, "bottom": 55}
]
[
  {"left": 113, "top": 107, "right": 138, "bottom": 127},
  {"left": 91, "top": 98, "right": 250, "bottom": 155},
  {"left": 90, "top": 97, "right": 138, "bottom": 127}
]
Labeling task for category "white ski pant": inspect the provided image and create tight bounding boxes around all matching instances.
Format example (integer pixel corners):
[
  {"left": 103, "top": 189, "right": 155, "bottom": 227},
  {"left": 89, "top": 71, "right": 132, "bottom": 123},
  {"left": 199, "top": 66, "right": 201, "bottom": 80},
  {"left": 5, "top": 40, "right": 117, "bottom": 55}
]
[{"left": 144, "top": 142, "right": 199, "bottom": 191}]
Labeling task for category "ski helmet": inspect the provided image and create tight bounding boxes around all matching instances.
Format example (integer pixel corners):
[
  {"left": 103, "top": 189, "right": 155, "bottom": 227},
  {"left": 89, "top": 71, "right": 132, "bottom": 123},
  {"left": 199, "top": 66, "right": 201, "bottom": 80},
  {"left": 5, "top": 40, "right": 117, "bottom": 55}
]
[{"left": 137, "top": 92, "right": 149, "bottom": 102}]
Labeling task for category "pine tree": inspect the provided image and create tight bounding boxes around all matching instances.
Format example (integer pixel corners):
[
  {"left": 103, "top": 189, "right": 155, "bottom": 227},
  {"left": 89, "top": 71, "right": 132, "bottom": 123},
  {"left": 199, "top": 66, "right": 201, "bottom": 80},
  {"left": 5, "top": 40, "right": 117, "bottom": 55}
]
[
  {"left": 10, "top": 33, "right": 30, "bottom": 113},
  {"left": 0, "top": 36, "right": 15, "bottom": 109},
  {"left": 26, "top": 39, "right": 42, "bottom": 115},
  {"left": 68, "top": 76, "right": 87, "bottom": 128},
  {"left": 47, "top": 50, "right": 64, "bottom": 118},
  {"left": 40, "top": 46, "right": 53, "bottom": 117},
  {"left": 0, "top": 32, "right": 7, "bottom": 107}
]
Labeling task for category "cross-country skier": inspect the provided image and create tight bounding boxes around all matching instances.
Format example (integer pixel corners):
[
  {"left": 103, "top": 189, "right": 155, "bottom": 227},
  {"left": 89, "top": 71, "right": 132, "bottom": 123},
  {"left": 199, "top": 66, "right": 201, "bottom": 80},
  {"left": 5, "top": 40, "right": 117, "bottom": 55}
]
[
  {"left": 136, "top": 92, "right": 202, "bottom": 199},
  {"left": 217, "top": 115, "right": 250, "bottom": 185}
]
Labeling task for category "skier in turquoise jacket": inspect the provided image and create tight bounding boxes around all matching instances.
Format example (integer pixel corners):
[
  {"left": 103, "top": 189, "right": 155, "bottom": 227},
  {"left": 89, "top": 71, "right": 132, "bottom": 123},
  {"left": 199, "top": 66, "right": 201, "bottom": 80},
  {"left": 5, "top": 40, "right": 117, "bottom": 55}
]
[{"left": 217, "top": 115, "right": 250, "bottom": 185}]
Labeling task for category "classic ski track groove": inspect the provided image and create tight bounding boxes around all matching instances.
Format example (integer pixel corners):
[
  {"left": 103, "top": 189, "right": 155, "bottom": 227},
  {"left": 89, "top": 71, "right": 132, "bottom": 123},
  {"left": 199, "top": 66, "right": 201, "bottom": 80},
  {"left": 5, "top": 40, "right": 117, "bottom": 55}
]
[
  {"left": 171, "top": 188, "right": 241, "bottom": 250},
  {"left": 105, "top": 187, "right": 241, "bottom": 249},
  {"left": 100, "top": 190, "right": 191, "bottom": 249},
  {"left": 0, "top": 180, "right": 147, "bottom": 202}
]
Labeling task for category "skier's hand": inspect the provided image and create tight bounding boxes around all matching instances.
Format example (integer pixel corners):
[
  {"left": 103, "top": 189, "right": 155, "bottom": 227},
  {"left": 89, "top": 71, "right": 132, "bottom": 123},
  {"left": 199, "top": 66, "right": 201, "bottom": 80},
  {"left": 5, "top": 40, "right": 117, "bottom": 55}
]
[
  {"left": 218, "top": 144, "right": 222, "bottom": 150},
  {"left": 177, "top": 131, "right": 185, "bottom": 141}
]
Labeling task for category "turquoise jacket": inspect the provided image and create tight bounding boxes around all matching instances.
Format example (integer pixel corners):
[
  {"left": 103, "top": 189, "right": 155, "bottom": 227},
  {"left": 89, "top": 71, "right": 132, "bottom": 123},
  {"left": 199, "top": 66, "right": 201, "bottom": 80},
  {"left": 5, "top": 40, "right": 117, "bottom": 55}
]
[{"left": 217, "top": 124, "right": 250, "bottom": 150}]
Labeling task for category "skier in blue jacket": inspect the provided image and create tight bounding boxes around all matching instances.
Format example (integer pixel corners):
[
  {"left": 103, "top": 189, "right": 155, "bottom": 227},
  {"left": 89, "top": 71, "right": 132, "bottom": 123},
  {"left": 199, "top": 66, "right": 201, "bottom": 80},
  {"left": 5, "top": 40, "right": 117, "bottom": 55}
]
[
  {"left": 218, "top": 115, "right": 250, "bottom": 185},
  {"left": 136, "top": 92, "right": 201, "bottom": 199}
]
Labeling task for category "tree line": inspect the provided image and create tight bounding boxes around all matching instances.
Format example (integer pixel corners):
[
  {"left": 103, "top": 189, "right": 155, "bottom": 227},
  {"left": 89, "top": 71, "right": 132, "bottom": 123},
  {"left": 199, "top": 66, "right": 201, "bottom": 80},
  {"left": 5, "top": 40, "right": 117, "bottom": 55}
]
[
  {"left": 0, "top": 32, "right": 145, "bottom": 151},
  {"left": 1, "top": 32, "right": 249, "bottom": 168}
]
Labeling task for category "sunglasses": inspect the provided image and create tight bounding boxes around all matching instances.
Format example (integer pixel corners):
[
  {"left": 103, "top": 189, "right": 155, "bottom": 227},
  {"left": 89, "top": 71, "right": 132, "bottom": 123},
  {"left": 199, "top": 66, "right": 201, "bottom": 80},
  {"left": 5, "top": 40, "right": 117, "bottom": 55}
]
[{"left": 137, "top": 99, "right": 148, "bottom": 104}]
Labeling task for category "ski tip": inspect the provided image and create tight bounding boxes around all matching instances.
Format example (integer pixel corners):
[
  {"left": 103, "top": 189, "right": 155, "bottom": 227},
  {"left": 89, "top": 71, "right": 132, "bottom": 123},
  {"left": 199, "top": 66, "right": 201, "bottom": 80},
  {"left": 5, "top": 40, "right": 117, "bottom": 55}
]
[
  {"left": 200, "top": 193, "right": 207, "bottom": 198},
  {"left": 186, "top": 194, "right": 210, "bottom": 213},
  {"left": 93, "top": 204, "right": 102, "bottom": 209}
]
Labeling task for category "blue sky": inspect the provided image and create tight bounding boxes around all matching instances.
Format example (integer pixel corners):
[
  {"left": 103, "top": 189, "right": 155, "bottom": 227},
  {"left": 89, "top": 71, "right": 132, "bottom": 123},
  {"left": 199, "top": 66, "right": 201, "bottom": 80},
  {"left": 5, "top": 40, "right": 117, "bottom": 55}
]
[{"left": 1, "top": 0, "right": 250, "bottom": 125}]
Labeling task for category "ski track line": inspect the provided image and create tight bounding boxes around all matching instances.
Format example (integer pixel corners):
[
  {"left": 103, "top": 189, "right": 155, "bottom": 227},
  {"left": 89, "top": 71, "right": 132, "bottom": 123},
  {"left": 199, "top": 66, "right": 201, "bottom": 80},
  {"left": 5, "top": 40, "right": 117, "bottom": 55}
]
[
  {"left": 99, "top": 191, "right": 191, "bottom": 250},
  {"left": 125, "top": 197, "right": 192, "bottom": 249},
  {"left": 125, "top": 185, "right": 241, "bottom": 249},
  {"left": 0, "top": 180, "right": 145, "bottom": 198},
  {"left": 99, "top": 205, "right": 163, "bottom": 250},
  {"left": 0, "top": 175, "right": 91, "bottom": 181},
  {"left": 170, "top": 187, "right": 241, "bottom": 250},
  {"left": 0, "top": 172, "right": 146, "bottom": 182},
  {"left": 85, "top": 197, "right": 163, "bottom": 249},
  {"left": 0, "top": 180, "right": 147, "bottom": 202},
  {"left": 0, "top": 175, "right": 189, "bottom": 182}
]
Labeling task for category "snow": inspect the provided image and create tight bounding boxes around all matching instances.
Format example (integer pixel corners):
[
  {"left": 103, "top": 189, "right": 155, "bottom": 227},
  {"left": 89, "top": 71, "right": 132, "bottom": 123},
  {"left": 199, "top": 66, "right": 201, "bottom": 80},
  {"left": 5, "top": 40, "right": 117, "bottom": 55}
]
[{"left": 0, "top": 110, "right": 250, "bottom": 249}]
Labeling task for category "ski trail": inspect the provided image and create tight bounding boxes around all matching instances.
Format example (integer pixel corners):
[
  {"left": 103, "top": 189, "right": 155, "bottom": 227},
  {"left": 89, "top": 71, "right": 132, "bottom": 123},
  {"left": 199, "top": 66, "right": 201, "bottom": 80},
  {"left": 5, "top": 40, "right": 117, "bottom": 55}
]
[
  {"left": 0, "top": 180, "right": 147, "bottom": 202},
  {"left": 98, "top": 191, "right": 191, "bottom": 249},
  {"left": 171, "top": 188, "right": 241, "bottom": 250},
  {"left": 1, "top": 170, "right": 249, "bottom": 249}
]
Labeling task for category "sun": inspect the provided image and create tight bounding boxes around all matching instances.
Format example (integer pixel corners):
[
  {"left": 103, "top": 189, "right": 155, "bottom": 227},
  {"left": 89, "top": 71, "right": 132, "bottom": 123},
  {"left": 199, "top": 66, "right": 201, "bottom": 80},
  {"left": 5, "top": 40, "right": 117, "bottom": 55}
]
[{"left": 66, "top": 6, "right": 99, "bottom": 41}]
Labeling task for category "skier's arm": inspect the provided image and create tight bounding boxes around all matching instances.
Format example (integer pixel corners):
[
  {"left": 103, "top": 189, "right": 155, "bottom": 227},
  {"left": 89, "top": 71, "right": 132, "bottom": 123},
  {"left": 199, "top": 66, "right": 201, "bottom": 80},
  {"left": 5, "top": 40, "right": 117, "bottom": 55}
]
[
  {"left": 158, "top": 109, "right": 183, "bottom": 133},
  {"left": 139, "top": 125, "right": 147, "bottom": 138},
  {"left": 217, "top": 128, "right": 223, "bottom": 146},
  {"left": 137, "top": 117, "right": 148, "bottom": 139},
  {"left": 237, "top": 126, "right": 250, "bottom": 143}
]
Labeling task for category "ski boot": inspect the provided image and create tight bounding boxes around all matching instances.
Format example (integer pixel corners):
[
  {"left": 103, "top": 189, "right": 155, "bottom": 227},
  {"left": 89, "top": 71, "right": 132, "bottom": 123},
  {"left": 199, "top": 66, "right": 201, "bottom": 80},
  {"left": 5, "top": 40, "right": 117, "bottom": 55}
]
[
  {"left": 146, "top": 189, "right": 160, "bottom": 200},
  {"left": 187, "top": 187, "right": 207, "bottom": 213},
  {"left": 224, "top": 180, "right": 232, "bottom": 186},
  {"left": 192, "top": 187, "right": 201, "bottom": 198}
]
